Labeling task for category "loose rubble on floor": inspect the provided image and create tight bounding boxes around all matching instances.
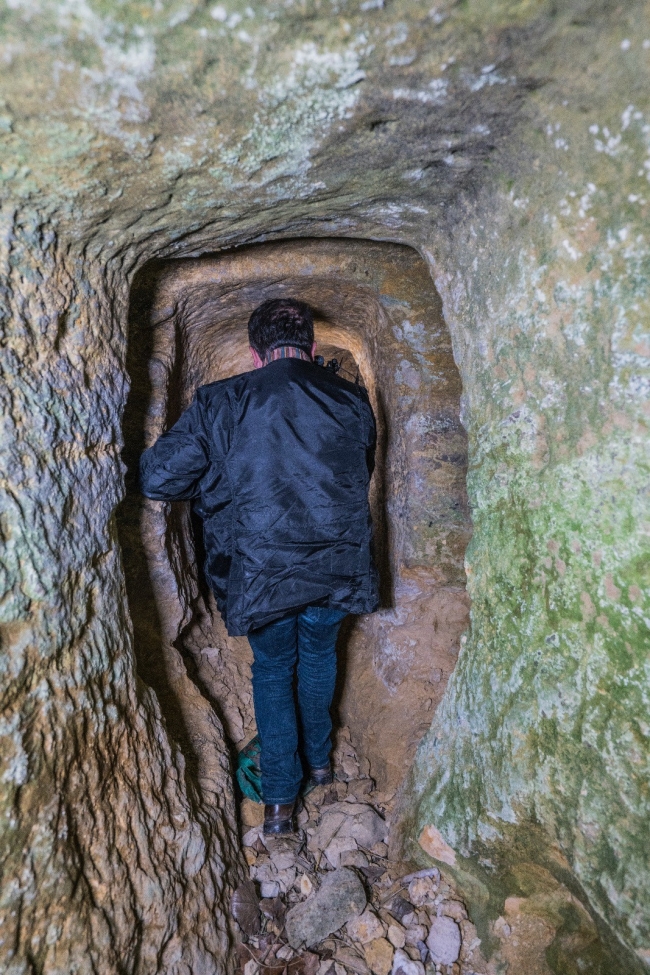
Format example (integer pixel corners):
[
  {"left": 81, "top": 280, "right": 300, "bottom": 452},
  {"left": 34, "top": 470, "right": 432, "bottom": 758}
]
[{"left": 231, "top": 729, "right": 487, "bottom": 975}]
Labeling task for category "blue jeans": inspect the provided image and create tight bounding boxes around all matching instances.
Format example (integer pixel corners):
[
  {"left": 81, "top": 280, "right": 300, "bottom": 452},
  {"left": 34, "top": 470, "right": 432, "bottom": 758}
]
[{"left": 248, "top": 606, "right": 346, "bottom": 804}]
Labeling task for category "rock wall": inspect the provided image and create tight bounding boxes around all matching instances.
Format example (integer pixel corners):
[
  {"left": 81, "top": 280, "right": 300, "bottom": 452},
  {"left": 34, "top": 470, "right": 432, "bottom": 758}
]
[
  {"left": 0, "top": 0, "right": 648, "bottom": 972},
  {"left": 396, "top": 9, "right": 650, "bottom": 973},
  {"left": 0, "top": 250, "right": 243, "bottom": 973}
]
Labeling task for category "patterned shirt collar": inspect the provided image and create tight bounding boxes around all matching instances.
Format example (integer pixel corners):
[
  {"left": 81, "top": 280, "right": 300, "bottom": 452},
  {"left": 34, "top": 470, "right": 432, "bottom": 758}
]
[{"left": 264, "top": 345, "right": 313, "bottom": 365}]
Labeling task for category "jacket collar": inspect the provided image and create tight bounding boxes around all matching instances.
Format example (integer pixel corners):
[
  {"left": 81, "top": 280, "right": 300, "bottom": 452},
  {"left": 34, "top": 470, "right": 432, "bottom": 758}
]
[{"left": 263, "top": 345, "right": 312, "bottom": 365}]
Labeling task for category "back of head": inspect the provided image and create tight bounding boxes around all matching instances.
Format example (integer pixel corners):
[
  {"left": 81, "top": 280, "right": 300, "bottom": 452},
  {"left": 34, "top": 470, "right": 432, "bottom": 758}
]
[{"left": 247, "top": 298, "right": 314, "bottom": 358}]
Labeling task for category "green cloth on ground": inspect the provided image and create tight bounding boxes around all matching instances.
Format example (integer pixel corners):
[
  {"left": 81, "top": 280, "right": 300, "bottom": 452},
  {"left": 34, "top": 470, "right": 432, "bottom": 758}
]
[{"left": 235, "top": 735, "right": 320, "bottom": 804}]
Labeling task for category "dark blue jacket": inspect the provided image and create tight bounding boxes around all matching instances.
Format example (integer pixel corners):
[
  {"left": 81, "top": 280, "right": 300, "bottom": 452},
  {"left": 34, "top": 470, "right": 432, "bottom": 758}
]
[{"left": 139, "top": 358, "right": 379, "bottom": 635}]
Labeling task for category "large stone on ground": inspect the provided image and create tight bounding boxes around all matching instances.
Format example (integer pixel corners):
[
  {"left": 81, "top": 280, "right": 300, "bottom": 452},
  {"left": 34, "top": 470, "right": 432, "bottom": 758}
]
[
  {"left": 426, "top": 917, "right": 461, "bottom": 966},
  {"left": 308, "top": 800, "right": 387, "bottom": 854},
  {"left": 285, "top": 868, "right": 366, "bottom": 948}
]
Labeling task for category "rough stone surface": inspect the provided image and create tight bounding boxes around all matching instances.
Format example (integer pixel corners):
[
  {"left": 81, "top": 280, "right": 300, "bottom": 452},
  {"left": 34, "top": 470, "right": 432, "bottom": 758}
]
[
  {"left": 285, "top": 868, "right": 367, "bottom": 948},
  {"left": 426, "top": 916, "right": 461, "bottom": 966},
  {"left": 307, "top": 796, "right": 388, "bottom": 854},
  {"left": 391, "top": 949, "right": 424, "bottom": 975},
  {"left": 0, "top": 0, "right": 648, "bottom": 972},
  {"left": 347, "top": 909, "right": 386, "bottom": 946},
  {"left": 387, "top": 924, "right": 406, "bottom": 950},
  {"left": 392, "top": 3, "right": 650, "bottom": 968},
  {"left": 363, "top": 938, "right": 394, "bottom": 975}
]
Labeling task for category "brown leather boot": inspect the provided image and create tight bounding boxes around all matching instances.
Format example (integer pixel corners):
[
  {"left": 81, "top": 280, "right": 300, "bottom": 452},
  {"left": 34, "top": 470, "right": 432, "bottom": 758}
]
[
  {"left": 263, "top": 802, "right": 296, "bottom": 836},
  {"left": 309, "top": 764, "right": 333, "bottom": 787}
]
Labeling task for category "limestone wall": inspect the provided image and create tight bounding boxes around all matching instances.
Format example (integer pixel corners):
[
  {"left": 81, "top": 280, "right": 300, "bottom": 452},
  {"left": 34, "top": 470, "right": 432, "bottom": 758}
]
[{"left": 0, "top": 0, "right": 648, "bottom": 972}]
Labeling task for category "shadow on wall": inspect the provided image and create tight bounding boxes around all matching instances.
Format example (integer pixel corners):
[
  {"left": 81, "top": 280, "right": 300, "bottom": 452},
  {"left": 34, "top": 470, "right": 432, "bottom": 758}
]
[{"left": 117, "top": 238, "right": 472, "bottom": 798}]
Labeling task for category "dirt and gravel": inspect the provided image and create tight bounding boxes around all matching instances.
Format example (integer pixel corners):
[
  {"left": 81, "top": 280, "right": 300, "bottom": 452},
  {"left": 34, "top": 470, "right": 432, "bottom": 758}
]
[{"left": 231, "top": 730, "right": 487, "bottom": 975}]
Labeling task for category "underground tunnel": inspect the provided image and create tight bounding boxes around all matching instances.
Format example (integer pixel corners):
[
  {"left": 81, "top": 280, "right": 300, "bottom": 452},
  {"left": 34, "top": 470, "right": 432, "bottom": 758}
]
[
  {"left": 115, "top": 235, "right": 477, "bottom": 970},
  {"left": 119, "top": 238, "right": 471, "bottom": 792},
  {"left": 2, "top": 1, "right": 649, "bottom": 972}
]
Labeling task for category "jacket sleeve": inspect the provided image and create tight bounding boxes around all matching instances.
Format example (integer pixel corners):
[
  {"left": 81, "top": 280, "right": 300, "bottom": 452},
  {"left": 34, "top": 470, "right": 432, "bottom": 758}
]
[{"left": 139, "top": 394, "right": 210, "bottom": 501}]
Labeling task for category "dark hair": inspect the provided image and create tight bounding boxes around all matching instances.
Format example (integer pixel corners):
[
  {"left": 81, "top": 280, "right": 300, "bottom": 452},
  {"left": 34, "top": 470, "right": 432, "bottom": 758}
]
[{"left": 247, "top": 298, "right": 314, "bottom": 357}]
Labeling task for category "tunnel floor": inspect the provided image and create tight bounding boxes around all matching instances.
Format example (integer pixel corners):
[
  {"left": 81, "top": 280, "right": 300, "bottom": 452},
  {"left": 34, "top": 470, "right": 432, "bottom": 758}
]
[{"left": 232, "top": 731, "right": 485, "bottom": 975}]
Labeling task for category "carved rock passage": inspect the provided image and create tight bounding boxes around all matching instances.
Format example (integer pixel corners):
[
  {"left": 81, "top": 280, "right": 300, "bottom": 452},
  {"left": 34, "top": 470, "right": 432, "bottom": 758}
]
[
  {"left": 0, "top": 1, "right": 649, "bottom": 973},
  {"left": 121, "top": 240, "right": 470, "bottom": 791}
]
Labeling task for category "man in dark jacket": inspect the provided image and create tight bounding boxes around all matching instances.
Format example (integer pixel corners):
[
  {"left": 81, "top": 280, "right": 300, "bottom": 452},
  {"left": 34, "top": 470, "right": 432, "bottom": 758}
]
[{"left": 140, "top": 298, "right": 379, "bottom": 834}]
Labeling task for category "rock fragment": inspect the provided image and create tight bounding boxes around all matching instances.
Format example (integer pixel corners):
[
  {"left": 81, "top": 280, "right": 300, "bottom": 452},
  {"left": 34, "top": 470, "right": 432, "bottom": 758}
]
[
  {"left": 347, "top": 778, "right": 374, "bottom": 798},
  {"left": 269, "top": 848, "right": 297, "bottom": 871},
  {"left": 339, "top": 805, "right": 387, "bottom": 849},
  {"left": 285, "top": 867, "right": 367, "bottom": 948},
  {"left": 308, "top": 800, "right": 387, "bottom": 855},
  {"left": 307, "top": 810, "right": 347, "bottom": 853},
  {"left": 386, "top": 896, "right": 414, "bottom": 922},
  {"left": 426, "top": 916, "right": 461, "bottom": 965},
  {"left": 260, "top": 881, "right": 280, "bottom": 898},
  {"left": 341, "top": 849, "right": 369, "bottom": 869},
  {"left": 364, "top": 937, "right": 394, "bottom": 975},
  {"left": 241, "top": 797, "right": 265, "bottom": 827},
  {"left": 325, "top": 834, "right": 359, "bottom": 868},
  {"left": 242, "top": 826, "right": 265, "bottom": 848},
  {"left": 300, "top": 874, "right": 313, "bottom": 897},
  {"left": 404, "top": 924, "right": 427, "bottom": 946},
  {"left": 391, "top": 948, "right": 425, "bottom": 975},
  {"left": 347, "top": 908, "right": 385, "bottom": 944},
  {"left": 441, "top": 900, "right": 466, "bottom": 922},
  {"left": 407, "top": 877, "right": 436, "bottom": 907},
  {"left": 334, "top": 947, "right": 370, "bottom": 974}
]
